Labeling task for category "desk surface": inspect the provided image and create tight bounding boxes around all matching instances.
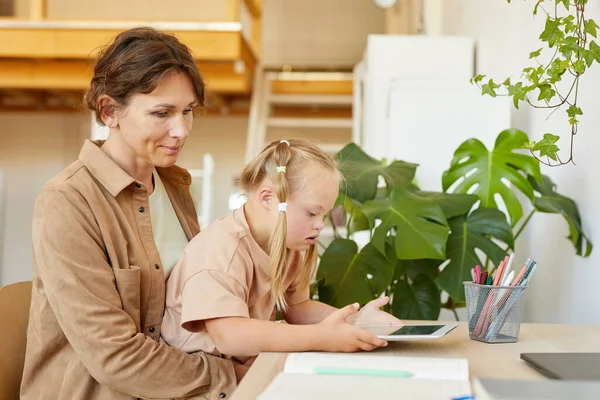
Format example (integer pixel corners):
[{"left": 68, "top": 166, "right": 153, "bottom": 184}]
[{"left": 230, "top": 322, "right": 600, "bottom": 400}]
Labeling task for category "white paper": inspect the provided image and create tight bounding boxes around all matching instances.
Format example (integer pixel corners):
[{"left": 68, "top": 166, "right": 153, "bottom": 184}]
[
  {"left": 283, "top": 352, "right": 469, "bottom": 381},
  {"left": 258, "top": 373, "right": 472, "bottom": 400}
]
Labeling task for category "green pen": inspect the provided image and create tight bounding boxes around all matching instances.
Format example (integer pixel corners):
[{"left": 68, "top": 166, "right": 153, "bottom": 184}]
[{"left": 313, "top": 367, "right": 413, "bottom": 378}]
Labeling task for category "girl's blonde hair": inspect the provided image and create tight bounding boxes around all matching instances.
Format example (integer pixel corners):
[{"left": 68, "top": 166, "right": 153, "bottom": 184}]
[{"left": 240, "top": 139, "right": 340, "bottom": 312}]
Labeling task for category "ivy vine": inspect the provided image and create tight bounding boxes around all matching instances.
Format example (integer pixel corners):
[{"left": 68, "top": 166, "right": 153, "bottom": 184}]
[{"left": 471, "top": 0, "right": 599, "bottom": 166}]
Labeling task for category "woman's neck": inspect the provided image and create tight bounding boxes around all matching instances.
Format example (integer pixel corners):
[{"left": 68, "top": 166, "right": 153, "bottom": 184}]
[
  {"left": 243, "top": 201, "right": 272, "bottom": 253},
  {"left": 101, "top": 134, "right": 154, "bottom": 194}
]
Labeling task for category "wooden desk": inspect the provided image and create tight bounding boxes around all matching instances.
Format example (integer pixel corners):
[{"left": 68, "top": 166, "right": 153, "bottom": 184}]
[{"left": 231, "top": 322, "right": 600, "bottom": 399}]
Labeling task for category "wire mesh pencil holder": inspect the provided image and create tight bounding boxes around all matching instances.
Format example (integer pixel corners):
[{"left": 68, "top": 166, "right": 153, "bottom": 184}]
[{"left": 464, "top": 282, "right": 528, "bottom": 343}]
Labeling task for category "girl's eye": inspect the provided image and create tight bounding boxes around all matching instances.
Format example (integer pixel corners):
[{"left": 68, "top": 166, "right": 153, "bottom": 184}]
[
  {"left": 307, "top": 212, "right": 317, "bottom": 217},
  {"left": 154, "top": 111, "right": 169, "bottom": 118},
  {"left": 183, "top": 108, "right": 193, "bottom": 115}
]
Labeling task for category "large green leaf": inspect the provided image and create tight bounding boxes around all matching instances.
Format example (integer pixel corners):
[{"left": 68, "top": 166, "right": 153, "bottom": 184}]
[
  {"left": 334, "top": 194, "right": 371, "bottom": 235},
  {"left": 361, "top": 187, "right": 449, "bottom": 260},
  {"left": 336, "top": 143, "right": 418, "bottom": 203},
  {"left": 391, "top": 274, "right": 441, "bottom": 320},
  {"left": 416, "top": 191, "right": 479, "bottom": 219},
  {"left": 529, "top": 175, "right": 593, "bottom": 257},
  {"left": 438, "top": 208, "right": 514, "bottom": 301},
  {"left": 442, "top": 129, "right": 543, "bottom": 227},
  {"left": 394, "top": 258, "right": 441, "bottom": 280},
  {"left": 317, "top": 239, "right": 395, "bottom": 307}
]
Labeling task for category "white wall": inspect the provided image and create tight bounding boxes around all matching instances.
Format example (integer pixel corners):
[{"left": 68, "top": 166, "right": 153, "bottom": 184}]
[
  {"left": 524, "top": 60, "right": 600, "bottom": 325},
  {"left": 261, "top": 0, "right": 386, "bottom": 68},
  {"left": 178, "top": 116, "right": 249, "bottom": 221},
  {"left": 0, "top": 113, "right": 88, "bottom": 285},
  {"left": 0, "top": 169, "right": 5, "bottom": 281},
  {"left": 440, "top": 1, "right": 600, "bottom": 325}
]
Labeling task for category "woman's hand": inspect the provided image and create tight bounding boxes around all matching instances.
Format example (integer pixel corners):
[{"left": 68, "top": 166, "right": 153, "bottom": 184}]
[
  {"left": 233, "top": 363, "right": 249, "bottom": 384},
  {"left": 345, "top": 296, "right": 404, "bottom": 326},
  {"left": 233, "top": 357, "right": 256, "bottom": 384},
  {"left": 314, "top": 303, "right": 388, "bottom": 352}
]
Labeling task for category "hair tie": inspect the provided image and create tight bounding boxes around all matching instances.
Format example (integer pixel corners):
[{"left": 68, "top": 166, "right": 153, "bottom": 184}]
[
  {"left": 276, "top": 166, "right": 286, "bottom": 173},
  {"left": 278, "top": 202, "right": 288, "bottom": 212},
  {"left": 279, "top": 140, "right": 291, "bottom": 147}
]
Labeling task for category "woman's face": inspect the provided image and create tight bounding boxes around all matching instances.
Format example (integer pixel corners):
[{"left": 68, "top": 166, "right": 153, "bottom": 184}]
[{"left": 112, "top": 71, "right": 197, "bottom": 168}]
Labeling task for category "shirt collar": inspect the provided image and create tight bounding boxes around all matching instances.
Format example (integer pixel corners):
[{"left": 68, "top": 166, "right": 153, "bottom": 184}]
[
  {"left": 234, "top": 205, "right": 270, "bottom": 271},
  {"left": 78, "top": 139, "right": 192, "bottom": 197},
  {"left": 233, "top": 205, "right": 251, "bottom": 233},
  {"left": 156, "top": 164, "right": 192, "bottom": 186}
]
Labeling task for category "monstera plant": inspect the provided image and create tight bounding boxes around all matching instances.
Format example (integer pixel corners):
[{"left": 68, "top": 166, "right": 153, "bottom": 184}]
[{"left": 315, "top": 129, "right": 592, "bottom": 320}]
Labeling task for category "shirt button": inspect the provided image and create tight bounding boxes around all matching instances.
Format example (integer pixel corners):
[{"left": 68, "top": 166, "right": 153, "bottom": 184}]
[
  {"left": 135, "top": 183, "right": 142, "bottom": 189},
  {"left": 219, "top": 393, "right": 226, "bottom": 398},
  {"left": 139, "top": 207, "right": 145, "bottom": 213},
  {"left": 184, "top": 197, "right": 190, "bottom": 203},
  {"left": 154, "top": 264, "right": 160, "bottom": 270},
  {"left": 183, "top": 176, "right": 188, "bottom": 181},
  {"left": 149, "top": 326, "right": 155, "bottom": 333}
]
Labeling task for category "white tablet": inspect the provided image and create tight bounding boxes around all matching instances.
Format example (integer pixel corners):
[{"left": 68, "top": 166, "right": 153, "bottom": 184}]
[{"left": 359, "top": 323, "right": 458, "bottom": 341}]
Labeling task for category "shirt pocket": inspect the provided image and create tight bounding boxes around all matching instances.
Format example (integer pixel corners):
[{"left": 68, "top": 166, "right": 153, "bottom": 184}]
[{"left": 113, "top": 266, "right": 142, "bottom": 331}]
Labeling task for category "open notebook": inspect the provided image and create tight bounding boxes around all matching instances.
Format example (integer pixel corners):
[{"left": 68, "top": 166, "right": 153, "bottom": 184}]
[{"left": 257, "top": 352, "right": 472, "bottom": 400}]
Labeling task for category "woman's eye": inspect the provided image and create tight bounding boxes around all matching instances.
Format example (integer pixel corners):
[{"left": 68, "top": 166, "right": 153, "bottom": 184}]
[
  {"left": 307, "top": 212, "right": 317, "bottom": 217},
  {"left": 154, "top": 111, "right": 169, "bottom": 118},
  {"left": 183, "top": 108, "right": 193, "bottom": 115}
]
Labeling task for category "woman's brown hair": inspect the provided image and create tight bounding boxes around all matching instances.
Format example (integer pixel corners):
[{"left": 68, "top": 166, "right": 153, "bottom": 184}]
[
  {"left": 84, "top": 27, "right": 205, "bottom": 125},
  {"left": 240, "top": 139, "right": 341, "bottom": 312}
]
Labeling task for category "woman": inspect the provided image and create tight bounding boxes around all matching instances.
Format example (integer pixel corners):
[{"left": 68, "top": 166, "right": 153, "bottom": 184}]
[{"left": 21, "top": 27, "right": 242, "bottom": 400}]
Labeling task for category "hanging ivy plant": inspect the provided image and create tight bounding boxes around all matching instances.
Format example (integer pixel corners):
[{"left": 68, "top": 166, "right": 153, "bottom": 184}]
[{"left": 471, "top": 0, "right": 599, "bottom": 166}]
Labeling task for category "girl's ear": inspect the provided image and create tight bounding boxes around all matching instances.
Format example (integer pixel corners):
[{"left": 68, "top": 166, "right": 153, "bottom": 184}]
[{"left": 258, "top": 185, "right": 275, "bottom": 211}]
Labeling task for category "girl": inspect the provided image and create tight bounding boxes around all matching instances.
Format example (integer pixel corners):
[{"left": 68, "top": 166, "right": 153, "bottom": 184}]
[{"left": 161, "top": 139, "right": 401, "bottom": 363}]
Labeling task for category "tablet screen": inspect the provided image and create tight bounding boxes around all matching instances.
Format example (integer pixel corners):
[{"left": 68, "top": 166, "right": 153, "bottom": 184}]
[{"left": 388, "top": 325, "right": 443, "bottom": 336}]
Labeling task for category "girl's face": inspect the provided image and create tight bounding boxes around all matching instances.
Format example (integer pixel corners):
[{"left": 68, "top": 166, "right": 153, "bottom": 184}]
[
  {"left": 281, "top": 165, "right": 340, "bottom": 251},
  {"left": 109, "top": 71, "right": 197, "bottom": 168}
]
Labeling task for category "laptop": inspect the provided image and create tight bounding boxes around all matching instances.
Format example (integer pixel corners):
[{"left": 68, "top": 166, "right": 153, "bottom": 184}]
[
  {"left": 474, "top": 378, "right": 600, "bottom": 400},
  {"left": 520, "top": 353, "right": 600, "bottom": 380}
]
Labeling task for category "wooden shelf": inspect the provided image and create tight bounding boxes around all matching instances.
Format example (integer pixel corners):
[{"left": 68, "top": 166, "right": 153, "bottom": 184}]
[
  {"left": 0, "top": 59, "right": 252, "bottom": 93},
  {"left": 0, "top": 88, "right": 252, "bottom": 113},
  {"left": 0, "top": 19, "right": 256, "bottom": 94},
  {"left": 269, "top": 94, "right": 353, "bottom": 105},
  {"left": 0, "top": 20, "right": 246, "bottom": 59},
  {"left": 267, "top": 117, "right": 352, "bottom": 129},
  {"left": 270, "top": 72, "right": 353, "bottom": 96}
]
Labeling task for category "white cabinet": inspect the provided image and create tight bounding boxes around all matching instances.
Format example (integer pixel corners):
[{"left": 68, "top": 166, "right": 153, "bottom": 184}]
[
  {"left": 354, "top": 35, "right": 476, "bottom": 159},
  {"left": 388, "top": 78, "right": 512, "bottom": 191}
]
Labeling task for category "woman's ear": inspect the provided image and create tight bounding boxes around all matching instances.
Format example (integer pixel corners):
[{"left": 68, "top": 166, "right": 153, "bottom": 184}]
[
  {"left": 258, "top": 185, "right": 275, "bottom": 211},
  {"left": 98, "top": 95, "right": 119, "bottom": 128}
]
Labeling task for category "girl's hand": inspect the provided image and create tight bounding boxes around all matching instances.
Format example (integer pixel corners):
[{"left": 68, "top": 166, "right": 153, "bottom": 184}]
[
  {"left": 314, "top": 303, "right": 388, "bottom": 352},
  {"left": 346, "top": 296, "right": 404, "bottom": 326}
]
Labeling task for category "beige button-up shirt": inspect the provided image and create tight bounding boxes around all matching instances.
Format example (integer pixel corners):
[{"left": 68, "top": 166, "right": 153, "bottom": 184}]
[
  {"left": 161, "top": 207, "right": 309, "bottom": 360},
  {"left": 21, "top": 140, "right": 236, "bottom": 400}
]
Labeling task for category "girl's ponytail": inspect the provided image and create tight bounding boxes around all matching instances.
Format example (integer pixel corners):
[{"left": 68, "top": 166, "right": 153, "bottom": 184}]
[{"left": 268, "top": 140, "right": 292, "bottom": 312}]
